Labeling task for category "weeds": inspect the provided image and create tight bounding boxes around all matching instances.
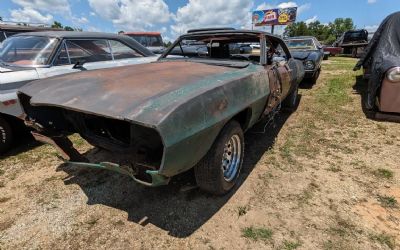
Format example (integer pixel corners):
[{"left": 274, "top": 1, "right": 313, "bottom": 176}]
[
  {"left": 377, "top": 195, "right": 398, "bottom": 208},
  {"left": 370, "top": 233, "right": 396, "bottom": 249},
  {"left": 282, "top": 240, "right": 301, "bottom": 250},
  {"left": 237, "top": 205, "right": 249, "bottom": 217},
  {"left": 373, "top": 168, "right": 394, "bottom": 179},
  {"left": 242, "top": 226, "right": 273, "bottom": 241}
]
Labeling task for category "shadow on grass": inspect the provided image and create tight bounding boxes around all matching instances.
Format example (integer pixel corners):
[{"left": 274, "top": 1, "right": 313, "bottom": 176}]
[
  {"left": 56, "top": 110, "right": 294, "bottom": 238},
  {"left": 0, "top": 127, "right": 39, "bottom": 160}
]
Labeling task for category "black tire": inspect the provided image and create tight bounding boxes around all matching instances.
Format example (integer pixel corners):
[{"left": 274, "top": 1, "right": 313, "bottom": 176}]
[
  {"left": 0, "top": 117, "right": 13, "bottom": 154},
  {"left": 282, "top": 85, "right": 299, "bottom": 112},
  {"left": 311, "top": 68, "right": 321, "bottom": 85},
  {"left": 194, "top": 120, "right": 244, "bottom": 195},
  {"left": 323, "top": 53, "right": 329, "bottom": 60}
]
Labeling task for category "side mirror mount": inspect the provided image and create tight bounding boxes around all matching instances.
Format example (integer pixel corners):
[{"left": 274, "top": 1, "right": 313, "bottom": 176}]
[{"left": 72, "top": 60, "right": 86, "bottom": 70}]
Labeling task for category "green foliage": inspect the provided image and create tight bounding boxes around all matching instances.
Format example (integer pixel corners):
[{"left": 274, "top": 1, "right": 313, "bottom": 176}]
[
  {"left": 242, "top": 226, "right": 273, "bottom": 241},
  {"left": 284, "top": 18, "right": 356, "bottom": 45},
  {"left": 51, "top": 21, "right": 63, "bottom": 29}
]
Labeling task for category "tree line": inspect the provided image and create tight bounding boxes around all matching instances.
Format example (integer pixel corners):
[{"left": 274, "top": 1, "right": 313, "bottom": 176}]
[{"left": 284, "top": 18, "right": 356, "bottom": 45}]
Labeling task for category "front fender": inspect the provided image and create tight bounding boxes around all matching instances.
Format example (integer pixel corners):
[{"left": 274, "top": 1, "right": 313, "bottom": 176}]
[{"left": 158, "top": 69, "right": 270, "bottom": 177}]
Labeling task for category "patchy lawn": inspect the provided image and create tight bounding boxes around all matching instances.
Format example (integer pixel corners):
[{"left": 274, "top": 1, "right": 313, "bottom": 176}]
[{"left": 0, "top": 57, "right": 399, "bottom": 249}]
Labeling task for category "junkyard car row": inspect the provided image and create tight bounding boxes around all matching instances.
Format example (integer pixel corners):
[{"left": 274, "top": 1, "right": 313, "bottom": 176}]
[{"left": 0, "top": 11, "right": 399, "bottom": 196}]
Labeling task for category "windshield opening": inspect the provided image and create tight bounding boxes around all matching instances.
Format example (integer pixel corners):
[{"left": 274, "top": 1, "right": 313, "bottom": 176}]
[
  {"left": 127, "top": 34, "right": 163, "bottom": 47},
  {"left": 285, "top": 39, "right": 316, "bottom": 50},
  {"left": 0, "top": 36, "right": 58, "bottom": 66},
  {"left": 162, "top": 34, "right": 265, "bottom": 66}
]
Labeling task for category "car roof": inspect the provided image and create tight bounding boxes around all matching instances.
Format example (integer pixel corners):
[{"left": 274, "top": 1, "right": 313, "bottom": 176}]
[
  {"left": 13, "top": 31, "right": 155, "bottom": 57},
  {"left": 180, "top": 29, "right": 283, "bottom": 42},
  {"left": 286, "top": 36, "right": 316, "bottom": 40},
  {"left": 123, "top": 32, "right": 161, "bottom": 36}
]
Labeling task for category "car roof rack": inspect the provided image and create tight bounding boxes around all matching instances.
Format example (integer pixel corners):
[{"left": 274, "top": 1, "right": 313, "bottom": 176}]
[{"left": 187, "top": 27, "right": 235, "bottom": 33}]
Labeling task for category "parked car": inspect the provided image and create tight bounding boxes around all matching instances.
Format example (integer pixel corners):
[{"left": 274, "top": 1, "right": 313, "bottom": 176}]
[
  {"left": 18, "top": 28, "right": 305, "bottom": 195},
  {"left": 0, "top": 22, "right": 62, "bottom": 43},
  {"left": 285, "top": 36, "right": 324, "bottom": 84},
  {"left": 322, "top": 45, "right": 343, "bottom": 58},
  {"left": 0, "top": 31, "right": 157, "bottom": 153},
  {"left": 122, "top": 32, "right": 165, "bottom": 54},
  {"left": 354, "top": 12, "right": 400, "bottom": 120}
]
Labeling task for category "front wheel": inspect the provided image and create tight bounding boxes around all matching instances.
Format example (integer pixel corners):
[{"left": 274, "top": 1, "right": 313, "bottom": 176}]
[
  {"left": 0, "top": 117, "right": 13, "bottom": 154},
  {"left": 311, "top": 69, "right": 321, "bottom": 85},
  {"left": 195, "top": 121, "right": 244, "bottom": 195},
  {"left": 282, "top": 85, "right": 299, "bottom": 112}
]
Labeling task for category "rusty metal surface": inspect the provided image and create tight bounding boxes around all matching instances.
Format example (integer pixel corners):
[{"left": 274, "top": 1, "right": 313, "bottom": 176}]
[
  {"left": 21, "top": 61, "right": 237, "bottom": 126},
  {"left": 379, "top": 78, "right": 400, "bottom": 113}
]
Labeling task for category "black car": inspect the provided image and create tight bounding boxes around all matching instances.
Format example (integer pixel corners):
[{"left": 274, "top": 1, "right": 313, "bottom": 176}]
[{"left": 285, "top": 36, "right": 324, "bottom": 84}]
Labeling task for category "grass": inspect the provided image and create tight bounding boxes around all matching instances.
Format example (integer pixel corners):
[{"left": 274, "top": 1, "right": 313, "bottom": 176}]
[
  {"left": 242, "top": 226, "right": 273, "bottom": 242},
  {"left": 372, "top": 168, "right": 394, "bottom": 179},
  {"left": 377, "top": 195, "right": 398, "bottom": 208},
  {"left": 370, "top": 233, "right": 396, "bottom": 250},
  {"left": 282, "top": 240, "right": 301, "bottom": 250},
  {"left": 237, "top": 205, "right": 249, "bottom": 217}
]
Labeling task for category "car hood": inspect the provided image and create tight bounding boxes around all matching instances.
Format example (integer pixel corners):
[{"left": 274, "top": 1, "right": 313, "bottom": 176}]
[
  {"left": 290, "top": 51, "right": 314, "bottom": 60},
  {"left": 19, "top": 61, "right": 252, "bottom": 127},
  {"left": 0, "top": 65, "right": 39, "bottom": 90}
]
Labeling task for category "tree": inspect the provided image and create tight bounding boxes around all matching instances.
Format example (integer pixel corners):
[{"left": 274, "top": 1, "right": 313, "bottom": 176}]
[
  {"left": 64, "top": 26, "right": 74, "bottom": 31},
  {"left": 51, "top": 21, "right": 63, "bottom": 29},
  {"left": 284, "top": 17, "right": 356, "bottom": 44}
]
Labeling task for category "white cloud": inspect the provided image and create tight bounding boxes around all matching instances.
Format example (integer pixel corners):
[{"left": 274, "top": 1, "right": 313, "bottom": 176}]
[
  {"left": 365, "top": 24, "right": 378, "bottom": 32},
  {"left": 12, "top": 0, "right": 70, "bottom": 13},
  {"left": 256, "top": 1, "right": 311, "bottom": 15},
  {"left": 367, "top": 0, "right": 377, "bottom": 3},
  {"left": 88, "top": 0, "right": 171, "bottom": 31},
  {"left": 10, "top": 7, "right": 53, "bottom": 24},
  {"left": 305, "top": 15, "right": 318, "bottom": 24},
  {"left": 90, "top": 12, "right": 96, "bottom": 16},
  {"left": 72, "top": 16, "right": 89, "bottom": 24},
  {"left": 171, "top": 0, "right": 253, "bottom": 35}
]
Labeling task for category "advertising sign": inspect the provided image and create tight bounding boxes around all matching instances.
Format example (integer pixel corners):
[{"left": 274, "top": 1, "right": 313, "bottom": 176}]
[{"left": 252, "top": 7, "right": 297, "bottom": 26}]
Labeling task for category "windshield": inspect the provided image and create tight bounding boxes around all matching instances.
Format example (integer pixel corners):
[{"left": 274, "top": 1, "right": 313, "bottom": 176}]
[
  {"left": 127, "top": 34, "right": 163, "bottom": 47},
  {"left": 285, "top": 39, "right": 316, "bottom": 50},
  {"left": 161, "top": 34, "right": 271, "bottom": 67},
  {"left": 0, "top": 36, "right": 58, "bottom": 66}
]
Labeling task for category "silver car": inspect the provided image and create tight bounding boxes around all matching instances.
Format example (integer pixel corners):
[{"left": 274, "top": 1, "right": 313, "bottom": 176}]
[{"left": 0, "top": 31, "right": 157, "bottom": 153}]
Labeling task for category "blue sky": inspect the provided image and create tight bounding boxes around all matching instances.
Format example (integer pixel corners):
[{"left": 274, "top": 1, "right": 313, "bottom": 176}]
[{"left": 0, "top": 0, "right": 396, "bottom": 41}]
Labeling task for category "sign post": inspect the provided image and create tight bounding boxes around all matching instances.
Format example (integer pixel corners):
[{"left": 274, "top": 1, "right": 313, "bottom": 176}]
[{"left": 252, "top": 7, "right": 297, "bottom": 34}]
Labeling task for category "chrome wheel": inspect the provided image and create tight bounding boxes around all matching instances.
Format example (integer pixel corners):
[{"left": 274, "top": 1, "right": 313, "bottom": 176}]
[{"left": 221, "top": 134, "right": 242, "bottom": 182}]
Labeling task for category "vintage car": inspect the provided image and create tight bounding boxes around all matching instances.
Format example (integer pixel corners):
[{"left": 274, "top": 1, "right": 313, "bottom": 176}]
[
  {"left": 0, "top": 31, "right": 157, "bottom": 153},
  {"left": 285, "top": 36, "right": 323, "bottom": 84},
  {"left": 322, "top": 45, "right": 343, "bottom": 58},
  {"left": 334, "top": 29, "right": 369, "bottom": 57},
  {"left": 0, "top": 22, "right": 62, "bottom": 43},
  {"left": 354, "top": 12, "right": 400, "bottom": 120},
  {"left": 123, "top": 32, "right": 165, "bottom": 54},
  {"left": 18, "top": 28, "right": 304, "bottom": 195}
]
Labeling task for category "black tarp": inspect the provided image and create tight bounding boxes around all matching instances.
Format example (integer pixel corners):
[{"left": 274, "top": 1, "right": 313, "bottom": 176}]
[{"left": 354, "top": 11, "right": 400, "bottom": 109}]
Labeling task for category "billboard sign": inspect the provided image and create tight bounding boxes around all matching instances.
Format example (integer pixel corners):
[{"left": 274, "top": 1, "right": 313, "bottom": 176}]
[{"left": 252, "top": 7, "right": 297, "bottom": 26}]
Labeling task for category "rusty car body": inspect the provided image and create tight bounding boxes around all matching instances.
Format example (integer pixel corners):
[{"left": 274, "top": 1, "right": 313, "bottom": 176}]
[
  {"left": 18, "top": 28, "right": 304, "bottom": 194},
  {"left": 354, "top": 12, "right": 400, "bottom": 121},
  {"left": 0, "top": 31, "right": 157, "bottom": 153}
]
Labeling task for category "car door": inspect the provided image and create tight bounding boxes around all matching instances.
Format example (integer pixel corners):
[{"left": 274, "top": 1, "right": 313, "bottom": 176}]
[{"left": 264, "top": 39, "right": 291, "bottom": 113}]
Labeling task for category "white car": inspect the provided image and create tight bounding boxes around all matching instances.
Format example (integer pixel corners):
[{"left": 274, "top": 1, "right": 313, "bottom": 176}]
[{"left": 0, "top": 31, "right": 157, "bottom": 153}]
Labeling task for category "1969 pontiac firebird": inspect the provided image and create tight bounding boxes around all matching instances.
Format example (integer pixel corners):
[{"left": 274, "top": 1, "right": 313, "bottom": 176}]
[{"left": 18, "top": 28, "right": 304, "bottom": 195}]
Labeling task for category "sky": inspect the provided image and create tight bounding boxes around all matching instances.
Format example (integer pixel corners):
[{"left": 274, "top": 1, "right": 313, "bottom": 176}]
[{"left": 0, "top": 0, "right": 397, "bottom": 42}]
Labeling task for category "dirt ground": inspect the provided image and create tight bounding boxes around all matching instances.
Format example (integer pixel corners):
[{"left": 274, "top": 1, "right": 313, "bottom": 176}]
[{"left": 0, "top": 57, "right": 399, "bottom": 250}]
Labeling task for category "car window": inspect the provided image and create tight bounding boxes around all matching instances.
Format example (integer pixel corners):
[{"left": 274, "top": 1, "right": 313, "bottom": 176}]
[
  {"left": 54, "top": 42, "right": 70, "bottom": 65},
  {"left": 109, "top": 40, "right": 143, "bottom": 60},
  {"left": 66, "top": 39, "right": 112, "bottom": 64}
]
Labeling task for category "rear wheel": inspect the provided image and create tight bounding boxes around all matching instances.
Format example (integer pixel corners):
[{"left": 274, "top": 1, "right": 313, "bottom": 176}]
[
  {"left": 0, "top": 117, "right": 13, "bottom": 154},
  {"left": 195, "top": 121, "right": 244, "bottom": 195}
]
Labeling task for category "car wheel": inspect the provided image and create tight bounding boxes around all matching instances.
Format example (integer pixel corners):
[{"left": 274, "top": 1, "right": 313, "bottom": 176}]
[
  {"left": 311, "top": 69, "right": 321, "bottom": 85},
  {"left": 282, "top": 85, "right": 299, "bottom": 112},
  {"left": 195, "top": 120, "right": 244, "bottom": 195},
  {"left": 0, "top": 117, "right": 13, "bottom": 154},
  {"left": 323, "top": 53, "right": 329, "bottom": 60}
]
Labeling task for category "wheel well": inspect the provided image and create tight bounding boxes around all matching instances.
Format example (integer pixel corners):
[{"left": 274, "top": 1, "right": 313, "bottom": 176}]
[
  {"left": 0, "top": 113, "right": 27, "bottom": 132},
  {"left": 232, "top": 108, "right": 252, "bottom": 131}
]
